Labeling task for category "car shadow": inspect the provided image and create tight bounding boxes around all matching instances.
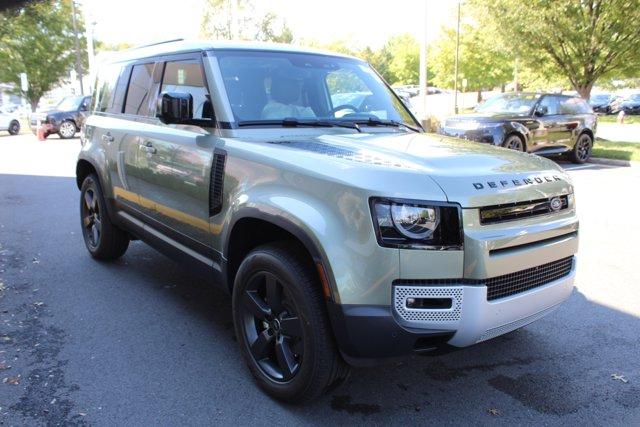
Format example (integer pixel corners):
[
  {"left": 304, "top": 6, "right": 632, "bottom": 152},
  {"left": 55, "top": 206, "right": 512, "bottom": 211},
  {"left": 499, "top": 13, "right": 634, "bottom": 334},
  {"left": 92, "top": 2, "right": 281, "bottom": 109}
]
[{"left": 1, "top": 173, "right": 638, "bottom": 424}]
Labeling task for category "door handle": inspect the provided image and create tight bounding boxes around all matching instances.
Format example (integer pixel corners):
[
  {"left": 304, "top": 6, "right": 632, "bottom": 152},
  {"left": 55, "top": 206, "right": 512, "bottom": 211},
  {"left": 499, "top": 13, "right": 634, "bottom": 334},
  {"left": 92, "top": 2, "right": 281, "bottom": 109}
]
[{"left": 102, "top": 132, "right": 114, "bottom": 143}]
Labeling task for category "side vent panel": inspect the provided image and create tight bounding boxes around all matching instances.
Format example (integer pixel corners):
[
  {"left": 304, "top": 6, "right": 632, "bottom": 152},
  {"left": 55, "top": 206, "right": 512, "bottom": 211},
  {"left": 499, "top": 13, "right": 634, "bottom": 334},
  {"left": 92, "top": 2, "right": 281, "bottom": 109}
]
[{"left": 209, "top": 149, "right": 227, "bottom": 216}]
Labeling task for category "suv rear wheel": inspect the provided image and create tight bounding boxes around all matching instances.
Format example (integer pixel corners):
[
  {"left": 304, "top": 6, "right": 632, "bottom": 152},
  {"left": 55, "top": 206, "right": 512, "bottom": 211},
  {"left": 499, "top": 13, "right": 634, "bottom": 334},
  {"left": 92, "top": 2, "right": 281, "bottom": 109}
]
[
  {"left": 80, "top": 174, "right": 130, "bottom": 259},
  {"left": 59, "top": 120, "right": 76, "bottom": 139},
  {"left": 570, "top": 133, "right": 592, "bottom": 164},
  {"left": 8, "top": 120, "right": 20, "bottom": 135},
  {"left": 232, "top": 242, "right": 349, "bottom": 403}
]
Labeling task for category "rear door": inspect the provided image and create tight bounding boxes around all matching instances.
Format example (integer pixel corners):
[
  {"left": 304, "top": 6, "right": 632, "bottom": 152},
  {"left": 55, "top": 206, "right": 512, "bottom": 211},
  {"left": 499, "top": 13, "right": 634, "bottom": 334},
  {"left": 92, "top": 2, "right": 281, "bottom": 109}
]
[
  {"left": 130, "top": 54, "right": 217, "bottom": 248},
  {"left": 530, "top": 95, "right": 565, "bottom": 152},
  {"left": 557, "top": 96, "right": 589, "bottom": 150}
]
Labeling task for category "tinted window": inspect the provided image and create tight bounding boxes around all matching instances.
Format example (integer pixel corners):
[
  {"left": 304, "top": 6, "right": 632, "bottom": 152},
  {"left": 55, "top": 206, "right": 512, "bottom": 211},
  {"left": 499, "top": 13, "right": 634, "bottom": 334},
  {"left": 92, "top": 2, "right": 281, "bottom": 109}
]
[
  {"left": 538, "top": 95, "right": 561, "bottom": 115},
  {"left": 560, "top": 97, "right": 591, "bottom": 114},
  {"left": 94, "top": 64, "right": 123, "bottom": 112},
  {"left": 109, "top": 67, "right": 130, "bottom": 114},
  {"left": 475, "top": 93, "right": 539, "bottom": 114},
  {"left": 161, "top": 59, "right": 211, "bottom": 120},
  {"left": 216, "top": 50, "right": 416, "bottom": 125},
  {"left": 124, "top": 63, "right": 154, "bottom": 116}
]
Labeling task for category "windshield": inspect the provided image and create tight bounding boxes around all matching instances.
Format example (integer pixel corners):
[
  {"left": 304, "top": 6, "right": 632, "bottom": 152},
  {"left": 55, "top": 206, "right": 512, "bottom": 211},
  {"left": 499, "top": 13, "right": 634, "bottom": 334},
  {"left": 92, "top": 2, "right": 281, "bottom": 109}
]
[
  {"left": 475, "top": 93, "right": 540, "bottom": 114},
  {"left": 627, "top": 94, "right": 640, "bottom": 101},
  {"left": 56, "top": 96, "right": 83, "bottom": 111},
  {"left": 590, "top": 94, "right": 610, "bottom": 102},
  {"left": 215, "top": 49, "right": 417, "bottom": 128}
]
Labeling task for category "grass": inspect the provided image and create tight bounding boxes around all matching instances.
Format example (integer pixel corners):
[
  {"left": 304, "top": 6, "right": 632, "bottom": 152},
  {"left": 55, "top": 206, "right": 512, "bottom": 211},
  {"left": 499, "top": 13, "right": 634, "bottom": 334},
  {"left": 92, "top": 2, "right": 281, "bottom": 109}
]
[
  {"left": 593, "top": 139, "right": 640, "bottom": 162},
  {"left": 597, "top": 114, "right": 640, "bottom": 124}
]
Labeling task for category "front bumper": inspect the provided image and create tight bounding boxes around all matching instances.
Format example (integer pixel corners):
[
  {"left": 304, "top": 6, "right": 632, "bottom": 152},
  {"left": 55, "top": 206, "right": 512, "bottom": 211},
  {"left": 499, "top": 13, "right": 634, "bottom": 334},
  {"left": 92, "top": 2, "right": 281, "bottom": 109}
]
[{"left": 329, "top": 260, "right": 575, "bottom": 365}]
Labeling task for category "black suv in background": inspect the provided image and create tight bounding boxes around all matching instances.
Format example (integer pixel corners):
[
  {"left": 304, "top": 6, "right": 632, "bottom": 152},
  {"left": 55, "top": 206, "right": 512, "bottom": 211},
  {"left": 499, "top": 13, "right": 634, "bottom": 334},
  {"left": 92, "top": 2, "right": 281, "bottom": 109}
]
[
  {"left": 29, "top": 95, "right": 92, "bottom": 139},
  {"left": 439, "top": 93, "right": 597, "bottom": 163}
]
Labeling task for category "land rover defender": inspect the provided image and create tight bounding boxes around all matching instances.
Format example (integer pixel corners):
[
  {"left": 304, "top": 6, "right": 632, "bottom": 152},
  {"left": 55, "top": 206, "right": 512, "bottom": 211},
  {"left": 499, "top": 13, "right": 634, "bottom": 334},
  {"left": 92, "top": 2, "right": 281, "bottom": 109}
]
[{"left": 77, "top": 40, "right": 578, "bottom": 403}]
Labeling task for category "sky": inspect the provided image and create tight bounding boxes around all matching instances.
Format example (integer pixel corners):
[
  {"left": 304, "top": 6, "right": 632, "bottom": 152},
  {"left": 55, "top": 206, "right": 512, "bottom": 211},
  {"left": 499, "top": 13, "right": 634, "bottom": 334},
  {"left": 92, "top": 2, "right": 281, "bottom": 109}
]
[{"left": 81, "top": 0, "right": 458, "bottom": 49}]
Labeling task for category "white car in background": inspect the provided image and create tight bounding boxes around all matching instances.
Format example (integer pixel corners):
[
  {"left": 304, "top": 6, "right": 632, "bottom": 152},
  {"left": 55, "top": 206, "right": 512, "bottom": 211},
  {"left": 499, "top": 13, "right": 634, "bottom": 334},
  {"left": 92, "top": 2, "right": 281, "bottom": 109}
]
[{"left": 0, "top": 107, "right": 21, "bottom": 135}]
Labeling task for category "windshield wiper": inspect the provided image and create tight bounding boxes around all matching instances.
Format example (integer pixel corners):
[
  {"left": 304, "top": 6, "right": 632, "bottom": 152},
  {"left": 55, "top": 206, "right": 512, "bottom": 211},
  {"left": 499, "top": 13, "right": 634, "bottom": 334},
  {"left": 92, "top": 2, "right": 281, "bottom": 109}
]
[
  {"left": 351, "top": 117, "right": 422, "bottom": 133},
  {"left": 237, "top": 118, "right": 362, "bottom": 132}
]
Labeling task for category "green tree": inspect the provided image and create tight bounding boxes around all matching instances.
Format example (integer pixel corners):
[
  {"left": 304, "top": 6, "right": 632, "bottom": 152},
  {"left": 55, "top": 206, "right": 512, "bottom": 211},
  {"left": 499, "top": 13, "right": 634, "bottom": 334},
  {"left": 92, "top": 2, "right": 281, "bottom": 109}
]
[
  {"left": 201, "top": 0, "right": 293, "bottom": 43},
  {"left": 383, "top": 34, "right": 420, "bottom": 85},
  {"left": 473, "top": 0, "right": 640, "bottom": 99},
  {"left": 0, "top": 1, "right": 85, "bottom": 110},
  {"left": 430, "top": 22, "right": 513, "bottom": 101}
]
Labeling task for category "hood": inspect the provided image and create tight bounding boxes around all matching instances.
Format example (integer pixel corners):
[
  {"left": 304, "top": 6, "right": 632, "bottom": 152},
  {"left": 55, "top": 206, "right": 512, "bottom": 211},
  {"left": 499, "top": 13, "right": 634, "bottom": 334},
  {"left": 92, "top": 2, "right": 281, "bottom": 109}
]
[
  {"left": 263, "top": 132, "right": 572, "bottom": 208},
  {"left": 445, "top": 112, "right": 530, "bottom": 126}
]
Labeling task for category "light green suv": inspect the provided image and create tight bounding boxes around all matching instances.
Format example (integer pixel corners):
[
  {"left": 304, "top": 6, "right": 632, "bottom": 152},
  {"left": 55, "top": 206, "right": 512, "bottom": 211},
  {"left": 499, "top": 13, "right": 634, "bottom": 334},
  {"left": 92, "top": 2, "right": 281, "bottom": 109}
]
[{"left": 77, "top": 40, "right": 578, "bottom": 403}]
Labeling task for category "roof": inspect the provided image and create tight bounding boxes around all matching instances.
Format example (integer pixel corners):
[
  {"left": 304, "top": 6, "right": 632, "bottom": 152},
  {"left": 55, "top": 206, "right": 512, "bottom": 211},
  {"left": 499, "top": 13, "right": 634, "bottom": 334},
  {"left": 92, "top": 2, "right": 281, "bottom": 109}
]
[{"left": 104, "top": 39, "right": 362, "bottom": 64}]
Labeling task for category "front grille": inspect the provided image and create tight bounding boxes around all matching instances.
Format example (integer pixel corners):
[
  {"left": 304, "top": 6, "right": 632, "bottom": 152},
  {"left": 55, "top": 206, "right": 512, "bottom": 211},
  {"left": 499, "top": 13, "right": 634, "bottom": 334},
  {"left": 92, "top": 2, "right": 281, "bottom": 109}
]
[
  {"left": 484, "top": 256, "right": 574, "bottom": 300},
  {"left": 479, "top": 195, "right": 569, "bottom": 225},
  {"left": 394, "top": 256, "right": 574, "bottom": 301}
]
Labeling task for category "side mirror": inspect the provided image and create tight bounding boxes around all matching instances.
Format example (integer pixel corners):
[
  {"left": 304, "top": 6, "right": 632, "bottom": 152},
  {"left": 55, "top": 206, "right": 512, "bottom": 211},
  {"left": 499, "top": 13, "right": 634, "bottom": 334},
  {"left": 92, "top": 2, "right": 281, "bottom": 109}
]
[
  {"left": 158, "top": 92, "right": 193, "bottom": 124},
  {"left": 534, "top": 105, "right": 548, "bottom": 117}
]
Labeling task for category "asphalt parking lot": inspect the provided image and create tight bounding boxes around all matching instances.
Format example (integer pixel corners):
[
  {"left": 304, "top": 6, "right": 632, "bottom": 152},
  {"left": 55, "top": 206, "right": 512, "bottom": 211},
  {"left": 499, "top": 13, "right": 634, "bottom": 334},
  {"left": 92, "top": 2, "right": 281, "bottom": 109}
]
[{"left": 1, "top": 133, "right": 639, "bottom": 425}]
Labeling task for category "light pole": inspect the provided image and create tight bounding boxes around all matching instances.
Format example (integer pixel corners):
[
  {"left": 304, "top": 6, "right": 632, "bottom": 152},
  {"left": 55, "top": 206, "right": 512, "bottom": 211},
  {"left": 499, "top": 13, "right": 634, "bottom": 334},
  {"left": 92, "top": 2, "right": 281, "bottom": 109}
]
[
  {"left": 419, "top": 1, "right": 428, "bottom": 128},
  {"left": 453, "top": 0, "right": 461, "bottom": 114},
  {"left": 70, "top": 0, "right": 84, "bottom": 94}
]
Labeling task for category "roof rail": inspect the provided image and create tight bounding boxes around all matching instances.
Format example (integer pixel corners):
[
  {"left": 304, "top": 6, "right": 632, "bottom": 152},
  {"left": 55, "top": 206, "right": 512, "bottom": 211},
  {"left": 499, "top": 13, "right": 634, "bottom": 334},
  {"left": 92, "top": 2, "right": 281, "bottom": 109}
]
[{"left": 127, "top": 38, "right": 185, "bottom": 51}]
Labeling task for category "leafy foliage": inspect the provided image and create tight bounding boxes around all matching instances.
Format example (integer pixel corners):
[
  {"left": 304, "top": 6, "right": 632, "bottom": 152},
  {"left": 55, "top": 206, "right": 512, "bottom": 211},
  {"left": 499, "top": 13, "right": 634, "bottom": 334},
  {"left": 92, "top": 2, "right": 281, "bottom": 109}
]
[
  {"left": 472, "top": 0, "right": 640, "bottom": 98},
  {"left": 0, "top": 0, "right": 85, "bottom": 109},
  {"left": 200, "top": 0, "right": 293, "bottom": 43}
]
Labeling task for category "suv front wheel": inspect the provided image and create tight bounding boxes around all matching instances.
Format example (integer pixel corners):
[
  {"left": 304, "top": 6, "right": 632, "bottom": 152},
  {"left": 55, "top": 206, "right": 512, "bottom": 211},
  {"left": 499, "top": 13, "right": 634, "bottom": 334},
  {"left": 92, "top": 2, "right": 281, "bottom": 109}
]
[
  {"left": 232, "top": 243, "right": 349, "bottom": 403},
  {"left": 59, "top": 120, "right": 77, "bottom": 139}
]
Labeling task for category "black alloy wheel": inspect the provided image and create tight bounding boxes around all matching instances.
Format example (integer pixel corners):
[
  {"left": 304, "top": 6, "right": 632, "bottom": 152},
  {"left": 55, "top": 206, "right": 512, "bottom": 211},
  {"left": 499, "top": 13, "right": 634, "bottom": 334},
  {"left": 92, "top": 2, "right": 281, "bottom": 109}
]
[
  {"left": 240, "top": 271, "right": 304, "bottom": 382},
  {"left": 571, "top": 133, "right": 592, "bottom": 164},
  {"left": 503, "top": 134, "right": 525, "bottom": 151},
  {"left": 232, "top": 243, "right": 350, "bottom": 403},
  {"left": 79, "top": 174, "right": 129, "bottom": 259},
  {"left": 81, "top": 186, "right": 102, "bottom": 250},
  {"left": 8, "top": 120, "right": 20, "bottom": 135}
]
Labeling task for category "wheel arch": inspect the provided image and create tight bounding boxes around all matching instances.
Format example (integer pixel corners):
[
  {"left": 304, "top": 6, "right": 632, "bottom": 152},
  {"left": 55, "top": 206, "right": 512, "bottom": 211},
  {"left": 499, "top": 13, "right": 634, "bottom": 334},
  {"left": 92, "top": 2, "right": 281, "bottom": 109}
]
[
  {"left": 505, "top": 122, "right": 531, "bottom": 151},
  {"left": 76, "top": 158, "right": 98, "bottom": 190},
  {"left": 224, "top": 210, "right": 335, "bottom": 302}
]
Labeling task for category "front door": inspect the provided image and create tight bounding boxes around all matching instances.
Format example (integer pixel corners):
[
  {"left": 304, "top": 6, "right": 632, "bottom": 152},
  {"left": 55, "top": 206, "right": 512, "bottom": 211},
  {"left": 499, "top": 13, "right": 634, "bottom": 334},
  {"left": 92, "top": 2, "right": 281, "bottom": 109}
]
[
  {"left": 530, "top": 95, "right": 565, "bottom": 152},
  {"left": 132, "top": 56, "right": 218, "bottom": 248}
]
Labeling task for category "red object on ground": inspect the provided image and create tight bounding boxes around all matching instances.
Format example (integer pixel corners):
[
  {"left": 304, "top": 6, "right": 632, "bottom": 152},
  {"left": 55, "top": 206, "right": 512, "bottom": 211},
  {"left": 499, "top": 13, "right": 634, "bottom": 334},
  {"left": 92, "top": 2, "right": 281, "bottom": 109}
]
[{"left": 37, "top": 126, "right": 47, "bottom": 141}]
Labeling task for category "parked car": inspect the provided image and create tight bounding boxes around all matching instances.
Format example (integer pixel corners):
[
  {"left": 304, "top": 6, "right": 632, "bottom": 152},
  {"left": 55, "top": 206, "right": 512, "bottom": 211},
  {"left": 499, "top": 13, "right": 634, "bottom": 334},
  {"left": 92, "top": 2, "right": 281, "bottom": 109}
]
[
  {"left": 619, "top": 93, "right": 640, "bottom": 115},
  {"left": 29, "top": 95, "right": 92, "bottom": 139},
  {"left": 589, "top": 93, "right": 614, "bottom": 114},
  {"left": 439, "top": 92, "right": 597, "bottom": 163},
  {"left": 77, "top": 40, "right": 578, "bottom": 403},
  {"left": 0, "top": 107, "right": 21, "bottom": 135}
]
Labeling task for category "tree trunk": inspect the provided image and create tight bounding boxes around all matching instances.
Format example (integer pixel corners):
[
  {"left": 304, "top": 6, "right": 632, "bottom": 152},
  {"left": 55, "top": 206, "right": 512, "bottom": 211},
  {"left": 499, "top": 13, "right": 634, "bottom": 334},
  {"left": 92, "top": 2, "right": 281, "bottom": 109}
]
[
  {"left": 501, "top": 83, "right": 506, "bottom": 93},
  {"left": 575, "top": 82, "right": 594, "bottom": 99},
  {"left": 477, "top": 89, "right": 482, "bottom": 103},
  {"left": 29, "top": 98, "right": 39, "bottom": 112}
]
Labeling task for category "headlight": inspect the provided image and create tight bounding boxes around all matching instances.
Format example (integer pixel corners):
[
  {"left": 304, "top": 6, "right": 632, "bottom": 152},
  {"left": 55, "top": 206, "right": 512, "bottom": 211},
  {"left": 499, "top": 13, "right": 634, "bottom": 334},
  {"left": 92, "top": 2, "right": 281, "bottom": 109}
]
[{"left": 370, "top": 198, "right": 462, "bottom": 249}]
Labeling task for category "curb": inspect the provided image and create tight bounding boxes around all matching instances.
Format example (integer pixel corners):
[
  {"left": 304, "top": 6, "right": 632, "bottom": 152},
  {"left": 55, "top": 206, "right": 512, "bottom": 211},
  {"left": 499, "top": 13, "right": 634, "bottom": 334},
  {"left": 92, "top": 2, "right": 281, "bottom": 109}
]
[{"left": 589, "top": 157, "right": 638, "bottom": 168}]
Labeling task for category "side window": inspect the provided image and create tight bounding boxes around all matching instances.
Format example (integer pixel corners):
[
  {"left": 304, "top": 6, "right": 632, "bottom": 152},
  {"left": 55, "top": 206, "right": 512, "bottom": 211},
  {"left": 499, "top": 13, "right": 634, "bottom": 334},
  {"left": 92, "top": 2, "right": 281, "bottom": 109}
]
[
  {"left": 538, "top": 95, "right": 560, "bottom": 115},
  {"left": 560, "top": 97, "right": 591, "bottom": 114},
  {"left": 160, "top": 59, "right": 211, "bottom": 119},
  {"left": 94, "top": 65, "right": 122, "bottom": 113},
  {"left": 109, "top": 66, "right": 130, "bottom": 114},
  {"left": 124, "top": 63, "right": 154, "bottom": 116}
]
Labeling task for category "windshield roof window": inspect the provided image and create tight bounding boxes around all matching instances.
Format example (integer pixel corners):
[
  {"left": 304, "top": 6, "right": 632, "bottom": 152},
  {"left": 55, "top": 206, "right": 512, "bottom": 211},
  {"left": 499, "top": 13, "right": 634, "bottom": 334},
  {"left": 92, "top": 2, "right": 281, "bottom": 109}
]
[
  {"left": 475, "top": 93, "right": 540, "bottom": 114},
  {"left": 215, "top": 49, "right": 416, "bottom": 128},
  {"left": 56, "top": 96, "right": 83, "bottom": 111}
]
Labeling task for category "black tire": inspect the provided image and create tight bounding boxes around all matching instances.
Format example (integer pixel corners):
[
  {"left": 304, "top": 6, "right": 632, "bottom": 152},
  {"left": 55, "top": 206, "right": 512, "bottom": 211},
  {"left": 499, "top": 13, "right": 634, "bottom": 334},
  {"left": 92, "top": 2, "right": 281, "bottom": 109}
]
[
  {"left": 232, "top": 242, "right": 349, "bottom": 403},
  {"left": 502, "top": 134, "right": 525, "bottom": 151},
  {"left": 80, "top": 174, "right": 129, "bottom": 260},
  {"left": 58, "top": 120, "right": 77, "bottom": 139},
  {"left": 8, "top": 120, "right": 20, "bottom": 135},
  {"left": 570, "top": 133, "right": 592, "bottom": 164}
]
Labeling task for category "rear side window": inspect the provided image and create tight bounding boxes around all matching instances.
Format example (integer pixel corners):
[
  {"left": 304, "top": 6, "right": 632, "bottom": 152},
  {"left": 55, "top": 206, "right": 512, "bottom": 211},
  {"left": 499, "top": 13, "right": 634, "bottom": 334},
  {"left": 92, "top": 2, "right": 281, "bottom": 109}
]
[
  {"left": 161, "top": 59, "right": 212, "bottom": 119},
  {"left": 560, "top": 97, "right": 592, "bottom": 114},
  {"left": 124, "top": 63, "right": 154, "bottom": 116},
  {"left": 94, "top": 64, "right": 129, "bottom": 114}
]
